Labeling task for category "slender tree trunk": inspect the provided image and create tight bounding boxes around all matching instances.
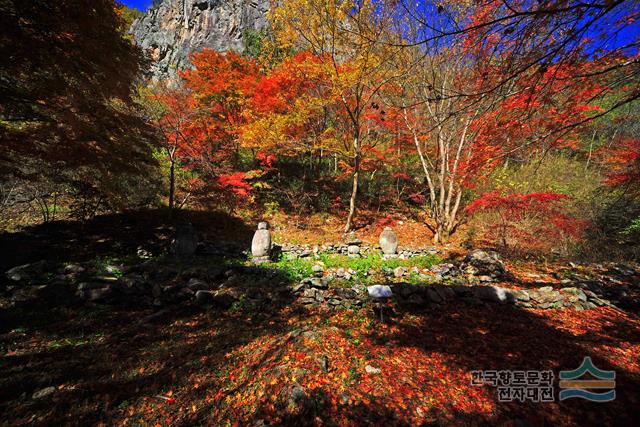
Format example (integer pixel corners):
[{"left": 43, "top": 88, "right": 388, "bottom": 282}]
[
  {"left": 433, "top": 226, "right": 441, "bottom": 244},
  {"left": 168, "top": 159, "right": 175, "bottom": 212},
  {"left": 51, "top": 192, "right": 57, "bottom": 221},
  {"left": 344, "top": 137, "right": 360, "bottom": 233},
  {"left": 344, "top": 167, "right": 359, "bottom": 233}
]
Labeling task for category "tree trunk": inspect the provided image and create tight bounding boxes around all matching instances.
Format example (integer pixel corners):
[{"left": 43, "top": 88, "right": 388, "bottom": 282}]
[
  {"left": 344, "top": 137, "right": 360, "bottom": 233},
  {"left": 168, "top": 159, "right": 175, "bottom": 212},
  {"left": 433, "top": 225, "right": 448, "bottom": 245},
  {"left": 344, "top": 167, "right": 359, "bottom": 233}
]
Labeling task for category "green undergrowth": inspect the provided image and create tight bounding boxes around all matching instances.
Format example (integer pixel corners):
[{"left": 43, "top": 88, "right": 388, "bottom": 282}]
[{"left": 263, "top": 252, "right": 442, "bottom": 282}]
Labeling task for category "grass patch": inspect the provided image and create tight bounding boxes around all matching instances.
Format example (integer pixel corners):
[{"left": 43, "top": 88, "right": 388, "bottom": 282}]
[
  {"left": 263, "top": 252, "right": 442, "bottom": 282},
  {"left": 267, "top": 256, "right": 315, "bottom": 281},
  {"left": 92, "top": 255, "right": 126, "bottom": 277},
  {"left": 319, "top": 253, "right": 441, "bottom": 275}
]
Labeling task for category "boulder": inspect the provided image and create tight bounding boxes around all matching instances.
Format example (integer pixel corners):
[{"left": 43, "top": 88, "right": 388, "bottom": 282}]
[
  {"left": 303, "top": 288, "right": 318, "bottom": 299},
  {"left": 32, "top": 386, "right": 56, "bottom": 400},
  {"left": 347, "top": 245, "right": 360, "bottom": 256},
  {"left": 333, "top": 288, "right": 357, "bottom": 300},
  {"left": 116, "top": 274, "right": 146, "bottom": 294},
  {"left": 287, "top": 383, "right": 314, "bottom": 412},
  {"left": 5, "top": 260, "right": 54, "bottom": 284},
  {"left": 464, "top": 250, "right": 507, "bottom": 278},
  {"left": 393, "top": 267, "right": 407, "bottom": 278},
  {"left": 344, "top": 232, "right": 362, "bottom": 246},
  {"left": 186, "top": 278, "right": 209, "bottom": 292},
  {"left": 474, "top": 285, "right": 514, "bottom": 304},
  {"left": 367, "top": 285, "right": 393, "bottom": 299},
  {"left": 63, "top": 263, "right": 85, "bottom": 274},
  {"left": 311, "top": 264, "right": 324, "bottom": 278},
  {"left": 195, "top": 289, "right": 214, "bottom": 304},
  {"left": 77, "top": 286, "right": 112, "bottom": 302},
  {"left": 395, "top": 283, "right": 419, "bottom": 298},
  {"left": 431, "top": 263, "right": 455, "bottom": 276},
  {"left": 309, "top": 278, "right": 328, "bottom": 289},
  {"left": 530, "top": 288, "right": 561, "bottom": 304},
  {"left": 365, "top": 365, "right": 381, "bottom": 374},
  {"left": 509, "top": 289, "right": 530, "bottom": 302},
  {"left": 426, "top": 288, "right": 443, "bottom": 303},
  {"left": 211, "top": 291, "right": 237, "bottom": 309},
  {"left": 316, "top": 355, "right": 330, "bottom": 372}
]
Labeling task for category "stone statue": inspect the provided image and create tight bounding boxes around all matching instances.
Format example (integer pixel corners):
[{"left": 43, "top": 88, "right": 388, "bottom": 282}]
[
  {"left": 251, "top": 221, "right": 271, "bottom": 263},
  {"left": 171, "top": 222, "right": 198, "bottom": 257},
  {"left": 379, "top": 227, "right": 398, "bottom": 257}
]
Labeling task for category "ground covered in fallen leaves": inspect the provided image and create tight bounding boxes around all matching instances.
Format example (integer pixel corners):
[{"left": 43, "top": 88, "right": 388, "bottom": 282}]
[
  {"left": 2, "top": 298, "right": 639, "bottom": 426},
  {"left": 2, "top": 211, "right": 639, "bottom": 426}
]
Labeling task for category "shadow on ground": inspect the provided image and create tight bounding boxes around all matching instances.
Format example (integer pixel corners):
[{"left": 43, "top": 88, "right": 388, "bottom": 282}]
[
  {"left": 1, "top": 211, "right": 639, "bottom": 426},
  {"left": 1, "top": 288, "right": 639, "bottom": 426},
  {"left": 0, "top": 208, "right": 254, "bottom": 273}
]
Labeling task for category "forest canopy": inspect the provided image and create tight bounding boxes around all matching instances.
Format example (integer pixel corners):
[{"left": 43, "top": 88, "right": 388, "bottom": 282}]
[{"left": 1, "top": 0, "right": 639, "bottom": 257}]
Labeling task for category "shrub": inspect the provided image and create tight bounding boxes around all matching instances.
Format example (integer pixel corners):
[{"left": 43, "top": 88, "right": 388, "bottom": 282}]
[{"left": 466, "top": 191, "right": 586, "bottom": 253}]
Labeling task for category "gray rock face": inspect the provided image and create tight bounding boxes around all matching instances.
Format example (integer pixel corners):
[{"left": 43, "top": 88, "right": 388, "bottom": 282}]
[
  {"left": 130, "top": 0, "right": 270, "bottom": 81},
  {"left": 379, "top": 227, "right": 398, "bottom": 255}
]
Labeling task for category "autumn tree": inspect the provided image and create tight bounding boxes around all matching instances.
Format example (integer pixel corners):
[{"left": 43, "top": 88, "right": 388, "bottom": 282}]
[
  {"left": 181, "top": 50, "right": 261, "bottom": 169},
  {"left": 240, "top": 52, "right": 334, "bottom": 170},
  {"left": 272, "top": 0, "right": 411, "bottom": 232},
  {"left": 465, "top": 191, "right": 584, "bottom": 251},
  {"left": 384, "top": 1, "right": 605, "bottom": 243},
  {"left": 143, "top": 50, "right": 262, "bottom": 212},
  {"left": 141, "top": 84, "right": 203, "bottom": 211},
  {"left": 392, "top": 0, "right": 640, "bottom": 126},
  {"left": 0, "top": 0, "right": 157, "bottom": 213}
]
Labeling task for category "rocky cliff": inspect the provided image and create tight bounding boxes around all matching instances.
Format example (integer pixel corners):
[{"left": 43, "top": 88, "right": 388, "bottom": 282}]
[{"left": 130, "top": 0, "right": 270, "bottom": 81}]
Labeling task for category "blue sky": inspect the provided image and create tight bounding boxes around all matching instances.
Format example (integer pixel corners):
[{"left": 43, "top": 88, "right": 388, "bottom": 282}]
[
  {"left": 121, "top": 0, "right": 637, "bottom": 52},
  {"left": 121, "top": 0, "right": 152, "bottom": 11}
]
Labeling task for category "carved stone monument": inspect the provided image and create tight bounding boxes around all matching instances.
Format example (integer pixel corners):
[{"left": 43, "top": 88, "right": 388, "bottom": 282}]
[
  {"left": 170, "top": 222, "right": 198, "bottom": 257},
  {"left": 251, "top": 221, "right": 272, "bottom": 264},
  {"left": 379, "top": 227, "right": 398, "bottom": 258}
]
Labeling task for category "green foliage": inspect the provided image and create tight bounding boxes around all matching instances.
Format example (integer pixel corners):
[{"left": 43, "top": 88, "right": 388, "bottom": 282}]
[
  {"left": 243, "top": 29, "right": 267, "bottom": 61},
  {"left": 623, "top": 217, "right": 640, "bottom": 236},
  {"left": 118, "top": 3, "right": 143, "bottom": 30},
  {"left": 265, "top": 252, "right": 441, "bottom": 282},
  {"left": 92, "top": 255, "right": 124, "bottom": 277},
  {"left": 242, "top": 28, "right": 289, "bottom": 69},
  {"left": 319, "top": 253, "right": 440, "bottom": 274},
  {"left": 263, "top": 201, "right": 280, "bottom": 217},
  {"left": 484, "top": 155, "right": 602, "bottom": 203},
  {"left": 474, "top": 154, "right": 603, "bottom": 254},
  {"left": 269, "top": 256, "right": 315, "bottom": 281}
]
